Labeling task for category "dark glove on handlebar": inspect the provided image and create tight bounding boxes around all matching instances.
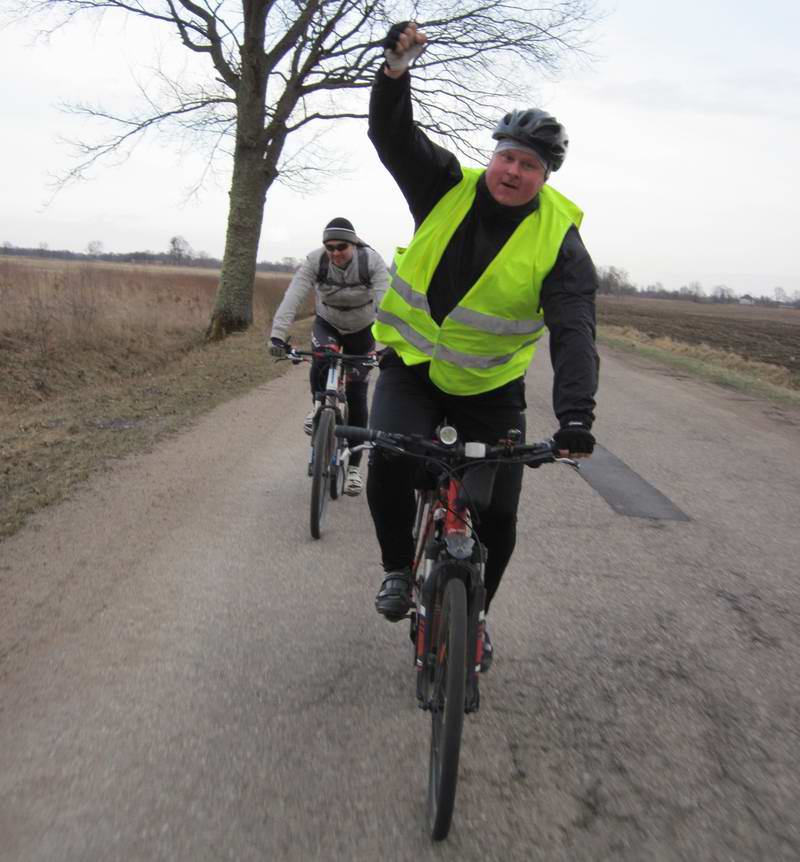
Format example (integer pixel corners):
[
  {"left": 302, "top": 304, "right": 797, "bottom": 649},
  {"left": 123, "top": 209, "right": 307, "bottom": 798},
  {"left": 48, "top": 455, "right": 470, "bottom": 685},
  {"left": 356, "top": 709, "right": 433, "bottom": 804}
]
[
  {"left": 552, "top": 421, "right": 595, "bottom": 455},
  {"left": 268, "top": 337, "right": 288, "bottom": 358}
]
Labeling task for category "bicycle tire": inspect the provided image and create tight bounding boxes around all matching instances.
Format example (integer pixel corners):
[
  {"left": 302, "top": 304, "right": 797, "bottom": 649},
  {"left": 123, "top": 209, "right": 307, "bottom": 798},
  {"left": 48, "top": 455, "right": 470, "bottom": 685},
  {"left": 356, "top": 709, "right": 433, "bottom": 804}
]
[
  {"left": 428, "top": 576, "right": 468, "bottom": 841},
  {"left": 310, "top": 408, "right": 335, "bottom": 539}
]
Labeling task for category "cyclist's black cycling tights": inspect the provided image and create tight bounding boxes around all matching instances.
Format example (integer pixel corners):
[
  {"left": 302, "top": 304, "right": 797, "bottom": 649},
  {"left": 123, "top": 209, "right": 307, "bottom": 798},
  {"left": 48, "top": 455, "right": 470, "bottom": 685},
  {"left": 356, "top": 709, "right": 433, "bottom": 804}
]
[
  {"left": 310, "top": 317, "right": 374, "bottom": 468},
  {"left": 367, "top": 351, "right": 526, "bottom": 612}
]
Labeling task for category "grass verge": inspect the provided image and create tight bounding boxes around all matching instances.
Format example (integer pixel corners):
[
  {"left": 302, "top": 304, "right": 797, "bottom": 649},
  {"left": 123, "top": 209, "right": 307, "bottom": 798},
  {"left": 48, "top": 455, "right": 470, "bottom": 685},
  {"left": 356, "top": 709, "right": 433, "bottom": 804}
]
[
  {"left": 0, "top": 320, "right": 311, "bottom": 541},
  {"left": 598, "top": 325, "right": 800, "bottom": 408}
]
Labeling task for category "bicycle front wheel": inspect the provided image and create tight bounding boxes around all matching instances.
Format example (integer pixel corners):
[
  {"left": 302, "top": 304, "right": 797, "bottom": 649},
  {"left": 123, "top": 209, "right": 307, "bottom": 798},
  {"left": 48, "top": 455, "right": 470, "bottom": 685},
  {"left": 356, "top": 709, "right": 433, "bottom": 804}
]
[
  {"left": 428, "top": 576, "right": 468, "bottom": 841},
  {"left": 310, "top": 408, "right": 334, "bottom": 539}
]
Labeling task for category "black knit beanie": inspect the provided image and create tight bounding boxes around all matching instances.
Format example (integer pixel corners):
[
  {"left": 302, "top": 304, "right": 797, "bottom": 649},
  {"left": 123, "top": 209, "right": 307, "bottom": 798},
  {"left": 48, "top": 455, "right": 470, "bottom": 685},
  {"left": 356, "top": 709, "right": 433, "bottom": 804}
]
[{"left": 323, "top": 217, "right": 361, "bottom": 245}]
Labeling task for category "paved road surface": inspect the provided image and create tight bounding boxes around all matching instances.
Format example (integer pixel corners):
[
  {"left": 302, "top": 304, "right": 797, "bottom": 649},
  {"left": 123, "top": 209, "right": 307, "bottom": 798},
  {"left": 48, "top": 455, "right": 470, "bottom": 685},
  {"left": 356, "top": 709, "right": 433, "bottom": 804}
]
[{"left": 1, "top": 345, "right": 799, "bottom": 861}]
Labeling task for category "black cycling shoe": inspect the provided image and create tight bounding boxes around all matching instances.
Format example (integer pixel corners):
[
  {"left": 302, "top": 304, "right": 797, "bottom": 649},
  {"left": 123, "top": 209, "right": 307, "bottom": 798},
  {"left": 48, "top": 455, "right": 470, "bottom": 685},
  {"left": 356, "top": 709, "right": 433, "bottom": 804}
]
[
  {"left": 375, "top": 568, "right": 413, "bottom": 622},
  {"left": 480, "top": 625, "right": 494, "bottom": 673}
]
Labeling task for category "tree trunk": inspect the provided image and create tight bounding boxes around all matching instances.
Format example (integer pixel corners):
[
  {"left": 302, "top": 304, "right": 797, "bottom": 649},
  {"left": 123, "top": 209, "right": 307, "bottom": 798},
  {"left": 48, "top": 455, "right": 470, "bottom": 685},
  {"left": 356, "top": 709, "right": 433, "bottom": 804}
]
[
  {"left": 205, "top": 143, "right": 272, "bottom": 340},
  {"left": 206, "top": 0, "right": 271, "bottom": 341}
]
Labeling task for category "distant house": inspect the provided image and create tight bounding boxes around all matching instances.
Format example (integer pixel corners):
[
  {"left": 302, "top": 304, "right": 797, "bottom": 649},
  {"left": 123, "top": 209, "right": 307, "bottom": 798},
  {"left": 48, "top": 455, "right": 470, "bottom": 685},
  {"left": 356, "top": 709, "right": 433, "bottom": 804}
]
[{"left": 739, "top": 294, "right": 756, "bottom": 305}]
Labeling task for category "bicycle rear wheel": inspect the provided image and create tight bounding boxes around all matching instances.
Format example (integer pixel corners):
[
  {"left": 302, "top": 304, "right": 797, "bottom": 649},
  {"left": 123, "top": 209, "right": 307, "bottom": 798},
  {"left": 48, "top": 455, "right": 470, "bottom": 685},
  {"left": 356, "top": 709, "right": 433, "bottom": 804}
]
[
  {"left": 310, "top": 408, "right": 334, "bottom": 539},
  {"left": 428, "top": 576, "right": 468, "bottom": 841}
]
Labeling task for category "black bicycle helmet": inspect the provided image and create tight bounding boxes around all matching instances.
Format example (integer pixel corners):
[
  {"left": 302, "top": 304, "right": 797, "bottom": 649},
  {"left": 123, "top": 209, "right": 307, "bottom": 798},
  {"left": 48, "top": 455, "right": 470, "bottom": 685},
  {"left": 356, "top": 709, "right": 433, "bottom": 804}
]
[{"left": 492, "top": 109, "right": 569, "bottom": 172}]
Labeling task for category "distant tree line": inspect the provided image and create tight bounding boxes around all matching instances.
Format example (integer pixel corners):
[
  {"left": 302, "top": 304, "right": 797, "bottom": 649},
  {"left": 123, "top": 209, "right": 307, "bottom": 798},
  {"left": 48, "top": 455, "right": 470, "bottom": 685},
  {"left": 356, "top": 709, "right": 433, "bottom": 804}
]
[
  {"left": 0, "top": 240, "right": 299, "bottom": 274},
  {"left": 597, "top": 266, "right": 800, "bottom": 309}
]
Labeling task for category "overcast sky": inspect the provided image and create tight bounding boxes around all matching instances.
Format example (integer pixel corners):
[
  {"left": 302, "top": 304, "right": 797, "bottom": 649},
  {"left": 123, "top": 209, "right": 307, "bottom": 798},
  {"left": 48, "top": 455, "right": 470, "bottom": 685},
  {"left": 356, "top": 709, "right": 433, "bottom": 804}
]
[{"left": 1, "top": 0, "right": 798, "bottom": 296}]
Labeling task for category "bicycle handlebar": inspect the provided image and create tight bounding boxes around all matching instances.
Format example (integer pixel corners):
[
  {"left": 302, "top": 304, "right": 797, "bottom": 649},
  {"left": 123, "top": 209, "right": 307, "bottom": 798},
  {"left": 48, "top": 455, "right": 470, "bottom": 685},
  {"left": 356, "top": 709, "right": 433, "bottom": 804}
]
[
  {"left": 279, "top": 347, "right": 379, "bottom": 367},
  {"left": 334, "top": 424, "right": 574, "bottom": 468}
]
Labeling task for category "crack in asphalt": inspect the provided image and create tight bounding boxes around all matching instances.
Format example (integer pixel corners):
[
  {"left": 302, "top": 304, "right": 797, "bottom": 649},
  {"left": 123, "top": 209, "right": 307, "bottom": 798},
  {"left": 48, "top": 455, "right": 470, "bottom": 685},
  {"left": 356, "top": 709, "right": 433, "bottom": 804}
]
[{"left": 713, "top": 587, "right": 782, "bottom": 648}]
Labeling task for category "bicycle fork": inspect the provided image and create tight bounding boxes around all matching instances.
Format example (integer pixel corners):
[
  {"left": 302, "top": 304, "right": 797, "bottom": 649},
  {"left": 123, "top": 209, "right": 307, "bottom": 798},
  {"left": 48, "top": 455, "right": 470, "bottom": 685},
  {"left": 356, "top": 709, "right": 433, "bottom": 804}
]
[{"left": 414, "top": 483, "right": 487, "bottom": 714}]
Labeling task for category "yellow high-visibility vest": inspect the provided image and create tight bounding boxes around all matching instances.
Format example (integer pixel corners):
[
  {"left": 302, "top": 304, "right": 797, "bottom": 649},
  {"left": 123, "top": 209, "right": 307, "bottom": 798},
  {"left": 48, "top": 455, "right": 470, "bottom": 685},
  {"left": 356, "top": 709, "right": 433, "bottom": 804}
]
[{"left": 373, "top": 168, "right": 583, "bottom": 395}]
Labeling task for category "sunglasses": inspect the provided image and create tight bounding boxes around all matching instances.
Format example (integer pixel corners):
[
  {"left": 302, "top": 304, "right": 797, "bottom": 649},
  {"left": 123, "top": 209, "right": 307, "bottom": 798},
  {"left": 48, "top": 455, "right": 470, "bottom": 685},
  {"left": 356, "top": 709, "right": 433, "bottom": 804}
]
[{"left": 324, "top": 242, "right": 350, "bottom": 252}]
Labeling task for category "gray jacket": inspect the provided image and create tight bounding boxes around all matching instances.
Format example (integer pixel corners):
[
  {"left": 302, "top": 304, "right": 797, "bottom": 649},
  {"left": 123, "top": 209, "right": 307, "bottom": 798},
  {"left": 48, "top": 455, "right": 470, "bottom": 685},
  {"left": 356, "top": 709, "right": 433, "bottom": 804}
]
[{"left": 270, "top": 246, "right": 390, "bottom": 341}]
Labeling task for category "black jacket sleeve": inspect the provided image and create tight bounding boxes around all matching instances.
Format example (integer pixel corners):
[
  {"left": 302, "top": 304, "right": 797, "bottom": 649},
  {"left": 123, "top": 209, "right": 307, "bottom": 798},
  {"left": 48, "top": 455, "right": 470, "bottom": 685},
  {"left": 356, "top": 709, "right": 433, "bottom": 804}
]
[
  {"left": 368, "top": 70, "right": 462, "bottom": 226},
  {"left": 540, "top": 226, "right": 599, "bottom": 427}
]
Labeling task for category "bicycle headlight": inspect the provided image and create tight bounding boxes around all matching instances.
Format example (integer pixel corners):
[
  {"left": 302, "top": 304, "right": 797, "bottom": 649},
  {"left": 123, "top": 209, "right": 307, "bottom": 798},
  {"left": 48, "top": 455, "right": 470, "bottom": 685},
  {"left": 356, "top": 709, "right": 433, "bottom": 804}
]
[
  {"left": 438, "top": 425, "right": 458, "bottom": 446},
  {"left": 464, "top": 442, "right": 487, "bottom": 459}
]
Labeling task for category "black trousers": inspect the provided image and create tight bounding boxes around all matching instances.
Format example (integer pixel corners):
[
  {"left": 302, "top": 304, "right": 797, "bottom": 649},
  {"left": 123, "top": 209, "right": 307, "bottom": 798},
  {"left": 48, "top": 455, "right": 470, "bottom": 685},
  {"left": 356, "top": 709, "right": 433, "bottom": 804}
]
[
  {"left": 310, "top": 316, "right": 374, "bottom": 468},
  {"left": 366, "top": 353, "right": 526, "bottom": 611}
]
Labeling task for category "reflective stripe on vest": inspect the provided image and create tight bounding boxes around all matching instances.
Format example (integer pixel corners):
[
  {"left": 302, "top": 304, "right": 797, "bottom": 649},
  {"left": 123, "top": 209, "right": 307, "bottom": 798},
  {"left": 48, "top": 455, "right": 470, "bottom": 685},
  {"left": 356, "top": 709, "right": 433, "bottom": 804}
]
[{"left": 372, "top": 168, "right": 583, "bottom": 395}]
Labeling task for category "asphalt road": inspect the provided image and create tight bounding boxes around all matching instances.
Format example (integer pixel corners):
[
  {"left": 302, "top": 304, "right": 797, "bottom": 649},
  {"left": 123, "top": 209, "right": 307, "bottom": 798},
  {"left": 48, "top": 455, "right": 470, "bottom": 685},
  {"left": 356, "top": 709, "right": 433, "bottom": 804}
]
[{"left": 1, "top": 345, "right": 799, "bottom": 861}]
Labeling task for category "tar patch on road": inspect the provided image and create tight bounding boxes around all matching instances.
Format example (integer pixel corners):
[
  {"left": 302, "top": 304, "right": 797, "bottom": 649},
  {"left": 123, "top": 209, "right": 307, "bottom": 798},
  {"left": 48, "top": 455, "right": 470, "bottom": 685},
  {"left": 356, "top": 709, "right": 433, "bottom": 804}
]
[{"left": 577, "top": 445, "right": 690, "bottom": 521}]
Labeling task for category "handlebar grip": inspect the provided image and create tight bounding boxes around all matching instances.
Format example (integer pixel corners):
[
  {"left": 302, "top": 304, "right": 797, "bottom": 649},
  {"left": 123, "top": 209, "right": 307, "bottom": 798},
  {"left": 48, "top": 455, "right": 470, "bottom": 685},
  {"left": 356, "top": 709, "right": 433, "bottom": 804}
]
[{"left": 334, "top": 424, "right": 377, "bottom": 442}]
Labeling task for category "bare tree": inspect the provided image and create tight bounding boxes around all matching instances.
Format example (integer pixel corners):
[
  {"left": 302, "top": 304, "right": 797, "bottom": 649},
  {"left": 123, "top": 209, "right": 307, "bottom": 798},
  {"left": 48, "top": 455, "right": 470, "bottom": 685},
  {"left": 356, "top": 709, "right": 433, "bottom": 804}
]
[
  {"left": 711, "top": 284, "right": 734, "bottom": 302},
  {"left": 686, "top": 280, "right": 704, "bottom": 301},
  {"left": 17, "top": 0, "right": 597, "bottom": 338},
  {"left": 169, "top": 235, "right": 192, "bottom": 262},
  {"left": 597, "top": 265, "right": 636, "bottom": 296}
]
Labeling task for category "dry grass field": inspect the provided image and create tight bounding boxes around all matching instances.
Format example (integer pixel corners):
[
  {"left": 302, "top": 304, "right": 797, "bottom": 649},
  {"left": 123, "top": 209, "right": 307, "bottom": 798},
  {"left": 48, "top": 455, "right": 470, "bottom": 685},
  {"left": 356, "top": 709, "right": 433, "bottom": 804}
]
[
  {"left": 597, "top": 296, "right": 800, "bottom": 382},
  {"left": 1, "top": 256, "right": 291, "bottom": 404},
  {"left": 0, "top": 256, "right": 308, "bottom": 538}
]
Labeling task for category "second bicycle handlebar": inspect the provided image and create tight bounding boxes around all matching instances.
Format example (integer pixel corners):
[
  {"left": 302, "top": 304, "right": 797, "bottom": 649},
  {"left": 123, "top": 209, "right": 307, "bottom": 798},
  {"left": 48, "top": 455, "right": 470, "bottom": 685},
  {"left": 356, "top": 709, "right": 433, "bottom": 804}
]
[{"left": 280, "top": 347, "right": 379, "bottom": 367}]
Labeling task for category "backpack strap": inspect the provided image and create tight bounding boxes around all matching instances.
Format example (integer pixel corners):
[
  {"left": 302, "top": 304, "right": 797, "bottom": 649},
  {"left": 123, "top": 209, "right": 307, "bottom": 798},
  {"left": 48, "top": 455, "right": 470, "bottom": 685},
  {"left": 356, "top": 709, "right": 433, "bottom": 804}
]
[
  {"left": 317, "top": 250, "right": 329, "bottom": 285},
  {"left": 356, "top": 245, "right": 372, "bottom": 288},
  {"left": 316, "top": 246, "right": 372, "bottom": 288}
]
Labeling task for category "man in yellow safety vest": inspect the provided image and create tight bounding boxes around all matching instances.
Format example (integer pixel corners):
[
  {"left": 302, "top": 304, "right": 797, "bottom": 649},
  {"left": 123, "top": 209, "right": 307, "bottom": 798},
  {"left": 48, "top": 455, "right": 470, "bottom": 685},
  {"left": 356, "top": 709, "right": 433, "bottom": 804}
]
[{"left": 366, "top": 23, "right": 599, "bottom": 670}]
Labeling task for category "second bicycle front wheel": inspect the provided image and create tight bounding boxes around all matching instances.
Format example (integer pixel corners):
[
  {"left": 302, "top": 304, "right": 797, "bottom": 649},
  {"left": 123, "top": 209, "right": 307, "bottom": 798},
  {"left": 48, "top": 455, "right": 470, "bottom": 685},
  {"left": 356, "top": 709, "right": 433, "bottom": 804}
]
[
  {"left": 428, "top": 576, "right": 468, "bottom": 841},
  {"left": 310, "top": 408, "right": 334, "bottom": 539}
]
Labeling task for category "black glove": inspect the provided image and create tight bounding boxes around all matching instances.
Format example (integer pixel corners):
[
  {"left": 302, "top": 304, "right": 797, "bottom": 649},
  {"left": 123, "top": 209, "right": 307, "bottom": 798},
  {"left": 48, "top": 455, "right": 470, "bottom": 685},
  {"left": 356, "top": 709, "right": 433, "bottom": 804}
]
[
  {"left": 269, "top": 336, "right": 288, "bottom": 358},
  {"left": 383, "top": 21, "right": 426, "bottom": 73},
  {"left": 552, "top": 420, "right": 595, "bottom": 455},
  {"left": 383, "top": 21, "right": 411, "bottom": 51}
]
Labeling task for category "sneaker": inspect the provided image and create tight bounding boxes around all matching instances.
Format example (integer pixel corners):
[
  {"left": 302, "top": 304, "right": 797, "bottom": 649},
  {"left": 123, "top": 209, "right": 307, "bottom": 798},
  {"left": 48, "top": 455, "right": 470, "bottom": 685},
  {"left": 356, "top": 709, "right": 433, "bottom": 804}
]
[
  {"left": 480, "top": 624, "right": 493, "bottom": 673},
  {"left": 343, "top": 466, "right": 363, "bottom": 496},
  {"left": 375, "top": 568, "right": 413, "bottom": 622}
]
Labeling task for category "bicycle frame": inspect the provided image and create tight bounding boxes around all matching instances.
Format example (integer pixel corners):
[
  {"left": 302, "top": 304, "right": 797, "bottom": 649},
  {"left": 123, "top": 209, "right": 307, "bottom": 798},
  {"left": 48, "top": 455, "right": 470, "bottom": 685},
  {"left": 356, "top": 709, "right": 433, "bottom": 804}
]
[{"left": 318, "top": 350, "right": 347, "bottom": 420}]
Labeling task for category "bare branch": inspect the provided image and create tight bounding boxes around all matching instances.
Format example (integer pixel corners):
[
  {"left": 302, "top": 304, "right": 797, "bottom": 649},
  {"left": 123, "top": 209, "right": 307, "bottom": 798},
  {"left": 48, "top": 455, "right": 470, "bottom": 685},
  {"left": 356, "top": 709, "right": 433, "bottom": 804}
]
[
  {"left": 170, "top": 0, "right": 239, "bottom": 88},
  {"left": 51, "top": 95, "right": 232, "bottom": 188}
]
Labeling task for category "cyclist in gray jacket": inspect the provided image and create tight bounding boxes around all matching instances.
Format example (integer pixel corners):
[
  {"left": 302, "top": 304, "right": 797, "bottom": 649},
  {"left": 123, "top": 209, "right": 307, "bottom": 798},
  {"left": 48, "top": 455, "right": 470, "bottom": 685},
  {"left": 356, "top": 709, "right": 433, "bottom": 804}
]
[{"left": 269, "top": 217, "right": 390, "bottom": 496}]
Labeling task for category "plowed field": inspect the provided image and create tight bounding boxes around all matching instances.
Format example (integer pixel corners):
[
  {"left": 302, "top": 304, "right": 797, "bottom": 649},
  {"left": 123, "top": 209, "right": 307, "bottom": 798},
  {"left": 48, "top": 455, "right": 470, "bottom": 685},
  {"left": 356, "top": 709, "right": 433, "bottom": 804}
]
[{"left": 597, "top": 297, "right": 800, "bottom": 376}]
